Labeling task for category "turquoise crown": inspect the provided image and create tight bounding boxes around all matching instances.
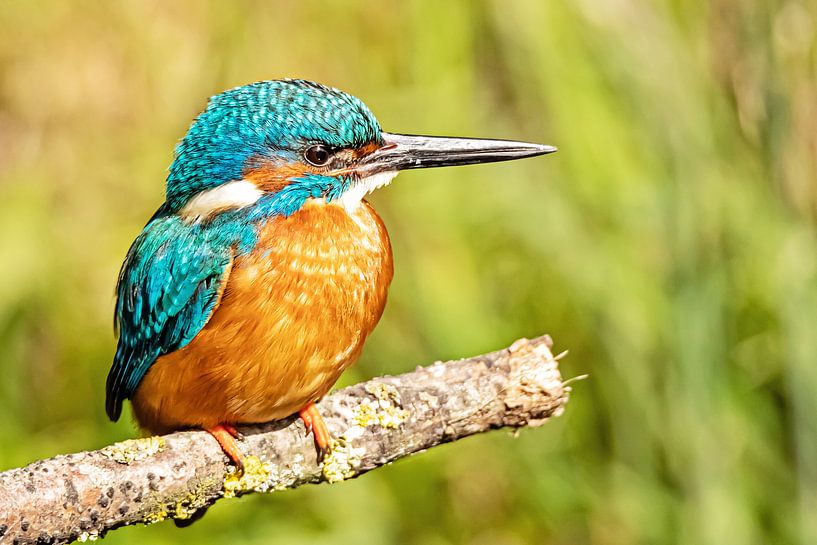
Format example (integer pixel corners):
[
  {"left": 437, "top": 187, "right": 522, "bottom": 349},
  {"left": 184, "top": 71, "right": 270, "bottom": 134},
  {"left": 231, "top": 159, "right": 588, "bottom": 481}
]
[{"left": 165, "top": 79, "right": 382, "bottom": 211}]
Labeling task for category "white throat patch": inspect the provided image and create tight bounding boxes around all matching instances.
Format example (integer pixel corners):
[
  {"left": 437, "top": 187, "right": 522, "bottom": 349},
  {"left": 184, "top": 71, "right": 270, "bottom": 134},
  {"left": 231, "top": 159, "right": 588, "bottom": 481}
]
[
  {"left": 180, "top": 180, "right": 263, "bottom": 222},
  {"left": 338, "top": 171, "right": 399, "bottom": 211}
]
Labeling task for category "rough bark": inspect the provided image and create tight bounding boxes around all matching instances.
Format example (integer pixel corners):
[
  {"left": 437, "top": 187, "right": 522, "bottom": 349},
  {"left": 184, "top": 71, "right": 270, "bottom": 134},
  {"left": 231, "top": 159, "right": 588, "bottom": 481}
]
[{"left": 0, "top": 335, "right": 568, "bottom": 544}]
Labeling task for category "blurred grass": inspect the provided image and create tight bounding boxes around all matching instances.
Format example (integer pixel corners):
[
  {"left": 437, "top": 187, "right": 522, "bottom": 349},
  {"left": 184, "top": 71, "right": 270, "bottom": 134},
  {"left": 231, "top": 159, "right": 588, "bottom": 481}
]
[{"left": 1, "top": 1, "right": 816, "bottom": 544}]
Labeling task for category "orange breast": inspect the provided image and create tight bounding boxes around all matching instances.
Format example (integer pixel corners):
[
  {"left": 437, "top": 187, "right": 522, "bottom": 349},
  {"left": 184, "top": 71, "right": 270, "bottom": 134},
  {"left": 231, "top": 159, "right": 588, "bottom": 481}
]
[{"left": 131, "top": 199, "right": 393, "bottom": 434}]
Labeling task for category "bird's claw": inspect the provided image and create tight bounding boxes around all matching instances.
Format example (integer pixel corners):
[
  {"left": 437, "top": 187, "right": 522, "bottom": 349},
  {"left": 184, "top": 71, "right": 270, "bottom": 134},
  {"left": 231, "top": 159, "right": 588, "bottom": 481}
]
[
  {"left": 222, "top": 423, "right": 245, "bottom": 441},
  {"left": 298, "top": 403, "right": 332, "bottom": 464},
  {"left": 206, "top": 423, "right": 245, "bottom": 476},
  {"left": 316, "top": 443, "right": 330, "bottom": 464},
  {"left": 232, "top": 457, "right": 245, "bottom": 476}
]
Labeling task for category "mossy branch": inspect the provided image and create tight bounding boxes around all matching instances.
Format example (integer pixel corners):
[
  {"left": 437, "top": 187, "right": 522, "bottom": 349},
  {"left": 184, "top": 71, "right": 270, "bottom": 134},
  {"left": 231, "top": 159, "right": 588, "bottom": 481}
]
[{"left": 0, "top": 335, "right": 569, "bottom": 544}]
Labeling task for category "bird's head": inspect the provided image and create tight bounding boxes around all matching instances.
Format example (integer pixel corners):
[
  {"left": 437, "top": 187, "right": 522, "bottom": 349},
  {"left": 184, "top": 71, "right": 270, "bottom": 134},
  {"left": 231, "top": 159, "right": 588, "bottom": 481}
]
[{"left": 166, "top": 79, "right": 555, "bottom": 220}]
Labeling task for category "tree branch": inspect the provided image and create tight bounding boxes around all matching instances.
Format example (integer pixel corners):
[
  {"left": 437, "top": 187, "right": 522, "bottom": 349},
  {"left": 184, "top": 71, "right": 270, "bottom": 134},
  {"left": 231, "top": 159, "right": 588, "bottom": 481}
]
[{"left": 0, "top": 335, "right": 568, "bottom": 544}]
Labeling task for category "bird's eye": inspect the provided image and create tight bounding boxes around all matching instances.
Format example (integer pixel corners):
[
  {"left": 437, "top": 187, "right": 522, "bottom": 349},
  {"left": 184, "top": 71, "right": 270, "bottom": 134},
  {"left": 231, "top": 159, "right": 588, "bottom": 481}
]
[{"left": 304, "top": 144, "right": 332, "bottom": 167}]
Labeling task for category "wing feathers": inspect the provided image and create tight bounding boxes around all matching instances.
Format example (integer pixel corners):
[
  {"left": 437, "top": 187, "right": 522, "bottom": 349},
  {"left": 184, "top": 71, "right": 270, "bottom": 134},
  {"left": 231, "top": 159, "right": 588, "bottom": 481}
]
[{"left": 105, "top": 215, "right": 233, "bottom": 421}]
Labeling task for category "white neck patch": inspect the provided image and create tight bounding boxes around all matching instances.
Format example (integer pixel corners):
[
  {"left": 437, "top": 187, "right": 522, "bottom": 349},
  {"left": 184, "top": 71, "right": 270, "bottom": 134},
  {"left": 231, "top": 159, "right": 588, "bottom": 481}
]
[
  {"left": 180, "top": 180, "right": 263, "bottom": 222},
  {"left": 337, "top": 171, "right": 399, "bottom": 211},
  {"left": 180, "top": 171, "right": 399, "bottom": 221}
]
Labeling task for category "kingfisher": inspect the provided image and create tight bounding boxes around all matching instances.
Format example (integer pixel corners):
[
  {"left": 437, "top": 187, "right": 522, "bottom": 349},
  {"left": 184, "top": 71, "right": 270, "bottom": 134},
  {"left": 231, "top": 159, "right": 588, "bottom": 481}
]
[{"left": 105, "top": 79, "right": 555, "bottom": 471}]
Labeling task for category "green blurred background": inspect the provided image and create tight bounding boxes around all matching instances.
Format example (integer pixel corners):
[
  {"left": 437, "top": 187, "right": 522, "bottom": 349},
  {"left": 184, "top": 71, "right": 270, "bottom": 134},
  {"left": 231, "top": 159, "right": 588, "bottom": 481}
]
[{"left": 1, "top": 1, "right": 816, "bottom": 544}]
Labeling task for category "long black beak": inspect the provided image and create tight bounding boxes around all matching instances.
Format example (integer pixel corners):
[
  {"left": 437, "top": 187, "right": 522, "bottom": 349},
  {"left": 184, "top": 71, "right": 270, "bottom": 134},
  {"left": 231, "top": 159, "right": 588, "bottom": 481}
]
[{"left": 358, "top": 132, "right": 557, "bottom": 175}]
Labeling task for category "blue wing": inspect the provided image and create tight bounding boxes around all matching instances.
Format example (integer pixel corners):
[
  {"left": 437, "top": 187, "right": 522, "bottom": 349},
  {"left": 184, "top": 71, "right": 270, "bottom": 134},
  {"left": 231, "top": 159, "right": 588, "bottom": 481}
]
[{"left": 106, "top": 211, "right": 234, "bottom": 421}]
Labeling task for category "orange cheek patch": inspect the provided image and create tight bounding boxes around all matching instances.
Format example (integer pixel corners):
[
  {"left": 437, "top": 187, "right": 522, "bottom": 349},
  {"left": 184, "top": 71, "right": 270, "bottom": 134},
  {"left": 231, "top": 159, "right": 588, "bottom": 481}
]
[
  {"left": 243, "top": 159, "right": 313, "bottom": 192},
  {"left": 353, "top": 141, "right": 381, "bottom": 159},
  {"left": 244, "top": 142, "right": 382, "bottom": 191}
]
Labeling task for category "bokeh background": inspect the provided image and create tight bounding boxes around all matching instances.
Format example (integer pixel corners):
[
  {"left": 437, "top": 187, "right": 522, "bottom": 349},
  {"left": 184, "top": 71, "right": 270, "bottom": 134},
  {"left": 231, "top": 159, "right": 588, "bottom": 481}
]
[{"left": 1, "top": 1, "right": 816, "bottom": 544}]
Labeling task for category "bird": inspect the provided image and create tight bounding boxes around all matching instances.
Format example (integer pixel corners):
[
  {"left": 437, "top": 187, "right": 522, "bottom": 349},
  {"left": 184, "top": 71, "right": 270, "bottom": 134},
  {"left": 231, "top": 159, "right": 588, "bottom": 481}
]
[{"left": 105, "top": 79, "right": 556, "bottom": 471}]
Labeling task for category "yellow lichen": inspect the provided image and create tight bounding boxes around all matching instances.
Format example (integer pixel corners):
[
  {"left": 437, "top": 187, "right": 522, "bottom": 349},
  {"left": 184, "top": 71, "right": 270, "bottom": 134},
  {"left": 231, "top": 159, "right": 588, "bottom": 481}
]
[
  {"left": 144, "top": 509, "right": 168, "bottom": 525},
  {"left": 377, "top": 403, "right": 410, "bottom": 428},
  {"left": 223, "top": 455, "right": 274, "bottom": 498},
  {"left": 171, "top": 493, "right": 208, "bottom": 520},
  {"left": 77, "top": 531, "right": 99, "bottom": 542},
  {"left": 351, "top": 398, "right": 378, "bottom": 428},
  {"left": 100, "top": 436, "right": 166, "bottom": 465},
  {"left": 361, "top": 382, "right": 409, "bottom": 428},
  {"left": 321, "top": 438, "right": 364, "bottom": 484},
  {"left": 351, "top": 398, "right": 408, "bottom": 429},
  {"left": 320, "top": 381, "right": 410, "bottom": 483},
  {"left": 142, "top": 491, "right": 209, "bottom": 524},
  {"left": 365, "top": 381, "right": 400, "bottom": 402}
]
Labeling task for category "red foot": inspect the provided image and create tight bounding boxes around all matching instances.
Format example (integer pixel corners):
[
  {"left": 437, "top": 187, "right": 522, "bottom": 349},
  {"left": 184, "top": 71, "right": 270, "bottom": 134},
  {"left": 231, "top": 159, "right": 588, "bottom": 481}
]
[
  {"left": 206, "top": 424, "right": 244, "bottom": 474},
  {"left": 220, "top": 423, "right": 243, "bottom": 440},
  {"left": 299, "top": 403, "right": 331, "bottom": 462}
]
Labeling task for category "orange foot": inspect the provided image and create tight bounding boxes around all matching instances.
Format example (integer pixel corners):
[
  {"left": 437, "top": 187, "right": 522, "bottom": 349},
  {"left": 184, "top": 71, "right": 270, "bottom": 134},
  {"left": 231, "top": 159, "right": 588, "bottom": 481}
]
[
  {"left": 206, "top": 423, "right": 244, "bottom": 474},
  {"left": 299, "top": 403, "right": 331, "bottom": 463}
]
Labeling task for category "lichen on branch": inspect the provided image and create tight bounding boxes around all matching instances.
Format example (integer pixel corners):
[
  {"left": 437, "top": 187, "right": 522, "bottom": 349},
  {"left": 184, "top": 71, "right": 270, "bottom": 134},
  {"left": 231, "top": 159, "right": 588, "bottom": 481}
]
[{"left": 0, "top": 335, "right": 569, "bottom": 545}]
